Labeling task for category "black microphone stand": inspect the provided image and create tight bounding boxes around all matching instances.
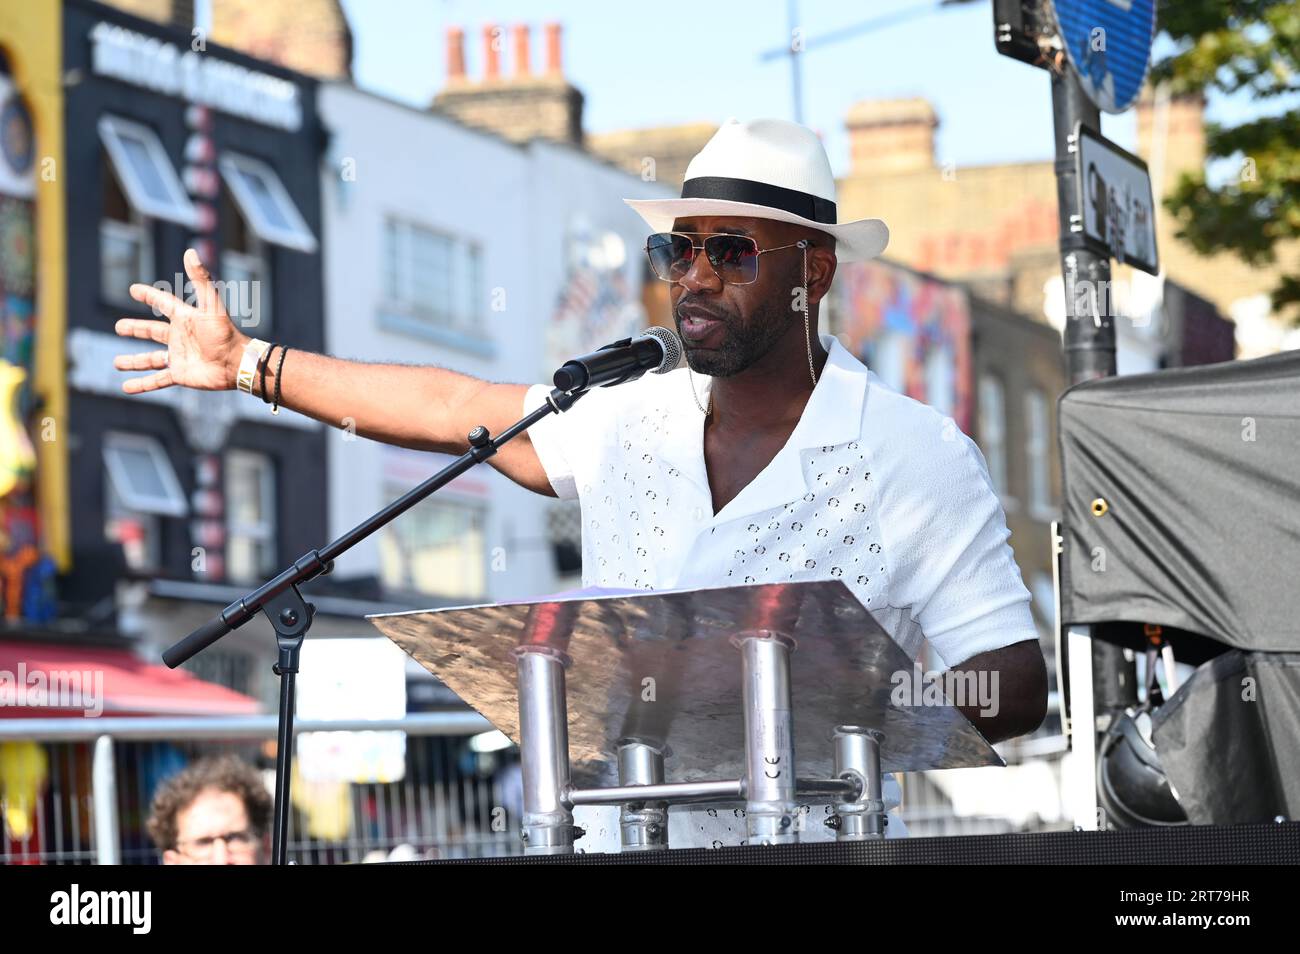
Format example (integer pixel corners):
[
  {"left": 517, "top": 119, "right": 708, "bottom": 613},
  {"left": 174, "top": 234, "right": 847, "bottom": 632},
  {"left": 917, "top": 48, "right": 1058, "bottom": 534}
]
[{"left": 162, "top": 385, "right": 589, "bottom": 865}]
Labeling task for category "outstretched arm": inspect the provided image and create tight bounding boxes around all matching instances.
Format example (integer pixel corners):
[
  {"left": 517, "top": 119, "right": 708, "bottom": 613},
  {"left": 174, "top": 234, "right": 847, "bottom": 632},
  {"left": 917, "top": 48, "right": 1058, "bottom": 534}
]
[{"left": 113, "top": 250, "right": 556, "bottom": 496}]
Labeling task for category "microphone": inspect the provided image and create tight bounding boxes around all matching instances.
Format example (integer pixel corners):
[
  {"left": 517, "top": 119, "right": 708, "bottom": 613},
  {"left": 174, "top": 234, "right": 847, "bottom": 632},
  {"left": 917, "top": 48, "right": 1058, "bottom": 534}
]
[{"left": 552, "top": 326, "right": 682, "bottom": 392}]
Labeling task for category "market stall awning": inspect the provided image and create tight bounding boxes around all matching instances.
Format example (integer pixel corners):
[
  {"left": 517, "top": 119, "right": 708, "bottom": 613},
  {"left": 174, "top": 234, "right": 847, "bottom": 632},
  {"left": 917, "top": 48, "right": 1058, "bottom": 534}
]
[{"left": 0, "top": 641, "right": 261, "bottom": 717}]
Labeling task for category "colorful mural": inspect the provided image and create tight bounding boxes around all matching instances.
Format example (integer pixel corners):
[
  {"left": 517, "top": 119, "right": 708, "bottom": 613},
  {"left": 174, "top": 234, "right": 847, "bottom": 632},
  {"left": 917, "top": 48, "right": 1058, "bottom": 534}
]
[
  {"left": 0, "top": 77, "right": 55, "bottom": 623},
  {"left": 547, "top": 220, "right": 645, "bottom": 376},
  {"left": 0, "top": 4, "right": 70, "bottom": 576},
  {"left": 832, "top": 259, "right": 973, "bottom": 435}
]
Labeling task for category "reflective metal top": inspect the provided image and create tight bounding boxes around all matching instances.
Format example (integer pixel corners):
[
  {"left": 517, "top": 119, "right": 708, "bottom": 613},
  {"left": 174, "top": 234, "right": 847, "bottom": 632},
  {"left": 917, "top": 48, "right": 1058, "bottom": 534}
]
[{"left": 368, "top": 581, "right": 1002, "bottom": 785}]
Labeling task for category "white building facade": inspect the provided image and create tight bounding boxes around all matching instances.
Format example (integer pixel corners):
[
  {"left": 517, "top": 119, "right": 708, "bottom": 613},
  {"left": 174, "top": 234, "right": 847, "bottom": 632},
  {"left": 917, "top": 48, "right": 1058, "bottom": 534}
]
[{"left": 318, "top": 83, "right": 673, "bottom": 609}]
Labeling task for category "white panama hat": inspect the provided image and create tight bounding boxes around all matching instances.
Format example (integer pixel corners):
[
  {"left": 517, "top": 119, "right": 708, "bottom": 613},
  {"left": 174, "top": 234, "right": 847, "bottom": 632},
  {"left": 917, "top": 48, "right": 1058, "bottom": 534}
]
[{"left": 624, "top": 117, "right": 889, "bottom": 262}]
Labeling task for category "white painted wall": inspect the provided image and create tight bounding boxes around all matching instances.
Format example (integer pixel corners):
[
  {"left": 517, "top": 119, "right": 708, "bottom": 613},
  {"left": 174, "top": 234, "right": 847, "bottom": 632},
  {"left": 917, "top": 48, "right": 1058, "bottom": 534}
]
[{"left": 318, "top": 84, "right": 672, "bottom": 604}]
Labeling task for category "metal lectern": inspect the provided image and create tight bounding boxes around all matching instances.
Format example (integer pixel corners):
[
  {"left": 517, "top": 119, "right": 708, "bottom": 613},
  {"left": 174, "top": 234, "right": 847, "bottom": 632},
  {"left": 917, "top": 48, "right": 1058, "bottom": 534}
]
[{"left": 368, "top": 580, "right": 1001, "bottom": 855}]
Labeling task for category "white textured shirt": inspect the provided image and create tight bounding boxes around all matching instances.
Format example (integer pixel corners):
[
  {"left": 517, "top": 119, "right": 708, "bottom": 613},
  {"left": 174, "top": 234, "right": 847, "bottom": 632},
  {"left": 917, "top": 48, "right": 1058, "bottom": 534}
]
[
  {"left": 522, "top": 332, "right": 1037, "bottom": 846},
  {"left": 525, "top": 333, "right": 1035, "bottom": 666}
]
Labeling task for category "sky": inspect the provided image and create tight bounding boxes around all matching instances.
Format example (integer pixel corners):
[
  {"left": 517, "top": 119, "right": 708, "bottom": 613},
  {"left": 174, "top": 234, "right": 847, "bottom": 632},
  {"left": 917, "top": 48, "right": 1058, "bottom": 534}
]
[{"left": 339, "top": 0, "right": 1291, "bottom": 180}]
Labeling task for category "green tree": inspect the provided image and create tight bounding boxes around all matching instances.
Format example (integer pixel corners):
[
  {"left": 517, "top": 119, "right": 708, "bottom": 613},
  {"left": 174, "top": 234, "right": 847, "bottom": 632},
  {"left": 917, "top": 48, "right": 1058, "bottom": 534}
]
[{"left": 1152, "top": 0, "right": 1300, "bottom": 322}]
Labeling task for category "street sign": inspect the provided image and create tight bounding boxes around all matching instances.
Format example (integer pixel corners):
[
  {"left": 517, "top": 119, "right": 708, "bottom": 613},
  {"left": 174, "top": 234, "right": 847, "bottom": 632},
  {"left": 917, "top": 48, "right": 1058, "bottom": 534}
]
[
  {"left": 1050, "top": 0, "right": 1157, "bottom": 113},
  {"left": 1074, "top": 123, "right": 1159, "bottom": 275}
]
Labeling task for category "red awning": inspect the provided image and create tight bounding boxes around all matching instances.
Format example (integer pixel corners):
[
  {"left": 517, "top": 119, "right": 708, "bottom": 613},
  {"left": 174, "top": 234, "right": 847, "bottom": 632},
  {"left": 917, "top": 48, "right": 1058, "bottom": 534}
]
[{"left": 0, "top": 641, "right": 260, "bottom": 717}]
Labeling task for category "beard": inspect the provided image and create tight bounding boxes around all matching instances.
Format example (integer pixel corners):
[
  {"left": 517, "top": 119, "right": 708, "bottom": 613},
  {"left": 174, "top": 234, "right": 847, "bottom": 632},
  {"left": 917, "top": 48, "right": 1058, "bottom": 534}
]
[{"left": 675, "top": 283, "right": 798, "bottom": 378}]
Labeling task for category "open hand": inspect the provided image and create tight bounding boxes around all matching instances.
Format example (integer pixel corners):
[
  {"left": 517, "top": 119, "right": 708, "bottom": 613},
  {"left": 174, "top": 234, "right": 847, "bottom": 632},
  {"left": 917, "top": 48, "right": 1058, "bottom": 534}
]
[{"left": 114, "top": 249, "right": 249, "bottom": 393}]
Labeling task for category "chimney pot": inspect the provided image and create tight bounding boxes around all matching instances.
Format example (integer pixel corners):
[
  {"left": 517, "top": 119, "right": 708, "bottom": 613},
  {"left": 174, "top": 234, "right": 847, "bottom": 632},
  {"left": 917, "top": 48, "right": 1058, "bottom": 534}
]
[
  {"left": 545, "top": 22, "right": 563, "bottom": 76},
  {"left": 513, "top": 24, "right": 531, "bottom": 77},
  {"left": 483, "top": 24, "right": 501, "bottom": 80},
  {"left": 446, "top": 26, "right": 466, "bottom": 83}
]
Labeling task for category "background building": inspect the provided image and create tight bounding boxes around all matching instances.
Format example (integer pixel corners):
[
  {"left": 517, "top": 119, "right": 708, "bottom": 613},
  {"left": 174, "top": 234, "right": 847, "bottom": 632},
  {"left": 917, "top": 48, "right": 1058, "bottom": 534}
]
[
  {"left": 317, "top": 26, "right": 672, "bottom": 627},
  {"left": 0, "top": 1, "right": 1278, "bottom": 861},
  {"left": 828, "top": 258, "right": 1065, "bottom": 657},
  {"left": 58, "top": 1, "right": 346, "bottom": 706},
  {"left": 102, "top": 0, "right": 354, "bottom": 81},
  {"left": 834, "top": 93, "right": 1259, "bottom": 360}
]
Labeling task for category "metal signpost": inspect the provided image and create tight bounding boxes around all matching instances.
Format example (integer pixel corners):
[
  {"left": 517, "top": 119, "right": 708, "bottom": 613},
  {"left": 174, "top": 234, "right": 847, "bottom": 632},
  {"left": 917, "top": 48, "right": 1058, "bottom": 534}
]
[{"left": 993, "top": 0, "right": 1160, "bottom": 828}]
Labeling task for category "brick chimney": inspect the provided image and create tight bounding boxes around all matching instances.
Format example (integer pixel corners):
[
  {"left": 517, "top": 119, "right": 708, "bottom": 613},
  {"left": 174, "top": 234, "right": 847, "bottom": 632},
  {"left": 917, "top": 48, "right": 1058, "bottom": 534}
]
[
  {"left": 432, "top": 21, "right": 585, "bottom": 146},
  {"left": 1136, "top": 86, "right": 1206, "bottom": 196},
  {"left": 845, "top": 98, "right": 937, "bottom": 177}
]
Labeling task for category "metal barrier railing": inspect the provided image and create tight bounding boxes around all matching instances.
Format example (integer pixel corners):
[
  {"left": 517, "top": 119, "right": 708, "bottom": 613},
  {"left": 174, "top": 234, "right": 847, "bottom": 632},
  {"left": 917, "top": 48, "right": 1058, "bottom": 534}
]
[
  {"left": 0, "top": 712, "right": 525, "bottom": 865},
  {"left": 0, "top": 713, "right": 1069, "bottom": 864}
]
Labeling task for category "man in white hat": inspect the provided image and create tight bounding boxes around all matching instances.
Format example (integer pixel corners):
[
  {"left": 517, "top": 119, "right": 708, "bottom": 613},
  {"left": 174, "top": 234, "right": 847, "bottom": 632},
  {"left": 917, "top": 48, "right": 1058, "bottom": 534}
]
[{"left": 115, "top": 118, "right": 1046, "bottom": 846}]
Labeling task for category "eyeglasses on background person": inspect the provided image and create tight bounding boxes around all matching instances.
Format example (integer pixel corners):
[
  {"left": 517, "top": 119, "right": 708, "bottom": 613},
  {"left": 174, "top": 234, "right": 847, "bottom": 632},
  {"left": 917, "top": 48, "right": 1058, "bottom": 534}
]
[{"left": 175, "top": 828, "right": 258, "bottom": 861}]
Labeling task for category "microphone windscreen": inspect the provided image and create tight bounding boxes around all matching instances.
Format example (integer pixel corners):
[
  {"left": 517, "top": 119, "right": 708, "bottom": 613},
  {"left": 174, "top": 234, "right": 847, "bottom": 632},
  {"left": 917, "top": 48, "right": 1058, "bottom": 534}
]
[{"left": 640, "top": 325, "right": 683, "bottom": 373}]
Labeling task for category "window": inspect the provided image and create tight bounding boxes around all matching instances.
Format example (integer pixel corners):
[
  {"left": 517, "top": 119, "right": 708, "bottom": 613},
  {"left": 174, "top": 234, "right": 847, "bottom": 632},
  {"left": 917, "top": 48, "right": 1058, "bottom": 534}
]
[
  {"left": 547, "top": 500, "right": 582, "bottom": 575},
  {"left": 225, "top": 450, "right": 277, "bottom": 583},
  {"left": 100, "top": 169, "right": 153, "bottom": 306},
  {"left": 103, "top": 432, "right": 188, "bottom": 572},
  {"left": 220, "top": 188, "right": 270, "bottom": 334},
  {"left": 103, "top": 432, "right": 187, "bottom": 516},
  {"left": 382, "top": 216, "right": 484, "bottom": 336},
  {"left": 1026, "top": 388, "right": 1053, "bottom": 519},
  {"left": 218, "top": 152, "right": 317, "bottom": 252},
  {"left": 105, "top": 477, "right": 160, "bottom": 572},
  {"left": 98, "top": 116, "right": 197, "bottom": 226},
  {"left": 378, "top": 488, "right": 486, "bottom": 598},
  {"left": 977, "top": 373, "right": 1011, "bottom": 503}
]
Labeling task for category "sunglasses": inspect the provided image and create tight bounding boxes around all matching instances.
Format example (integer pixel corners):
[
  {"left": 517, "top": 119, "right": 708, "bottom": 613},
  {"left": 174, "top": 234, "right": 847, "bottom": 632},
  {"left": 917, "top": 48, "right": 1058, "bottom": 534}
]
[{"left": 645, "top": 232, "right": 808, "bottom": 285}]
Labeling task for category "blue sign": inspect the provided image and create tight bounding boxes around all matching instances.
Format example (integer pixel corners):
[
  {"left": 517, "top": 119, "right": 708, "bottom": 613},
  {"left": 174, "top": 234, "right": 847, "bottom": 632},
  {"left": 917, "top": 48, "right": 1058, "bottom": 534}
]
[{"left": 1050, "top": 0, "right": 1157, "bottom": 113}]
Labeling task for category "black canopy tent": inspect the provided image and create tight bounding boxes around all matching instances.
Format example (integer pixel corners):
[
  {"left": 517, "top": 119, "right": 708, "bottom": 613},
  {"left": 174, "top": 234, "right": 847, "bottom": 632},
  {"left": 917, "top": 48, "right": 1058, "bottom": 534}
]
[{"left": 1057, "top": 349, "right": 1300, "bottom": 823}]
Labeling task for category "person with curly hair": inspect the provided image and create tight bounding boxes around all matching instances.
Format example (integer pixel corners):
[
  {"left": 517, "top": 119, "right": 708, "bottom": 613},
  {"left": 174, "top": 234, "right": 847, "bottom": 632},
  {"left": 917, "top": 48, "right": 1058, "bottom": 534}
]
[{"left": 146, "top": 755, "right": 271, "bottom": 865}]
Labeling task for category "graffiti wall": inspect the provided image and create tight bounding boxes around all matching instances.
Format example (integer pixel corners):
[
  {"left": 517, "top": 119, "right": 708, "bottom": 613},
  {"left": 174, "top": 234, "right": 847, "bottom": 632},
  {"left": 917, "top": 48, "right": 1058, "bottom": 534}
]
[
  {"left": 832, "top": 259, "right": 973, "bottom": 435},
  {"left": 0, "top": 73, "right": 54, "bottom": 622}
]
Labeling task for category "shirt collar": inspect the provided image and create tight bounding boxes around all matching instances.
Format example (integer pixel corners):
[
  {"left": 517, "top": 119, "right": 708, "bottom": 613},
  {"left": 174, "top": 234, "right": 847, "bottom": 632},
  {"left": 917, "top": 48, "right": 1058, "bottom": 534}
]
[
  {"left": 658, "top": 333, "right": 870, "bottom": 522},
  {"left": 781, "top": 333, "right": 869, "bottom": 451}
]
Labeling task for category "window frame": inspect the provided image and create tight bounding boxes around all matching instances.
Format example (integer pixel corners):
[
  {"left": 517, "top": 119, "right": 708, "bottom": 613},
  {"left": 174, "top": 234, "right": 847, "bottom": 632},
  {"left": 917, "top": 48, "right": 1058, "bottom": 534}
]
[
  {"left": 224, "top": 448, "right": 278, "bottom": 583},
  {"left": 102, "top": 431, "right": 188, "bottom": 518},
  {"left": 380, "top": 214, "right": 486, "bottom": 339},
  {"left": 104, "top": 476, "right": 162, "bottom": 573},
  {"left": 377, "top": 484, "right": 488, "bottom": 599},
  {"left": 977, "top": 372, "right": 1016, "bottom": 510},
  {"left": 1025, "top": 387, "right": 1054, "bottom": 520},
  {"left": 99, "top": 202, "right": 154, "bottom": 308},
  {"left": 218, "top": 151, "right": 318, "bottom": 253},
  {"left": 219, "top": 243, "right": 271, "bottom": 335},
  {"left": 97, "top": 115, "right": 198, "bottom": 227}
]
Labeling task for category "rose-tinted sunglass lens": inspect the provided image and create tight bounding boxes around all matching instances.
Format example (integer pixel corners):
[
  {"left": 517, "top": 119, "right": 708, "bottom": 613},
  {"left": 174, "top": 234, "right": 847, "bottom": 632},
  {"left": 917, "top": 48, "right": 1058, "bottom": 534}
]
[
  {"left": 646, "top": 233, "right": 694, "bottom": 281},
  {"left": 704, "top": 235, "right": 759, "bottom": 282}
]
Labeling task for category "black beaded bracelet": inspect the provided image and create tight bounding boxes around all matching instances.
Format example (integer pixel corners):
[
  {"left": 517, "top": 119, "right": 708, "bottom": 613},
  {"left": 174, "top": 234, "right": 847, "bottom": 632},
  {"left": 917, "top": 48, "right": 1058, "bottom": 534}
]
[
  {"left": 271, "top": 345, "right": 289, "bottom": 415},
  {"left": 258, "top": 343, "right": 278, "bottom": 403}
]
